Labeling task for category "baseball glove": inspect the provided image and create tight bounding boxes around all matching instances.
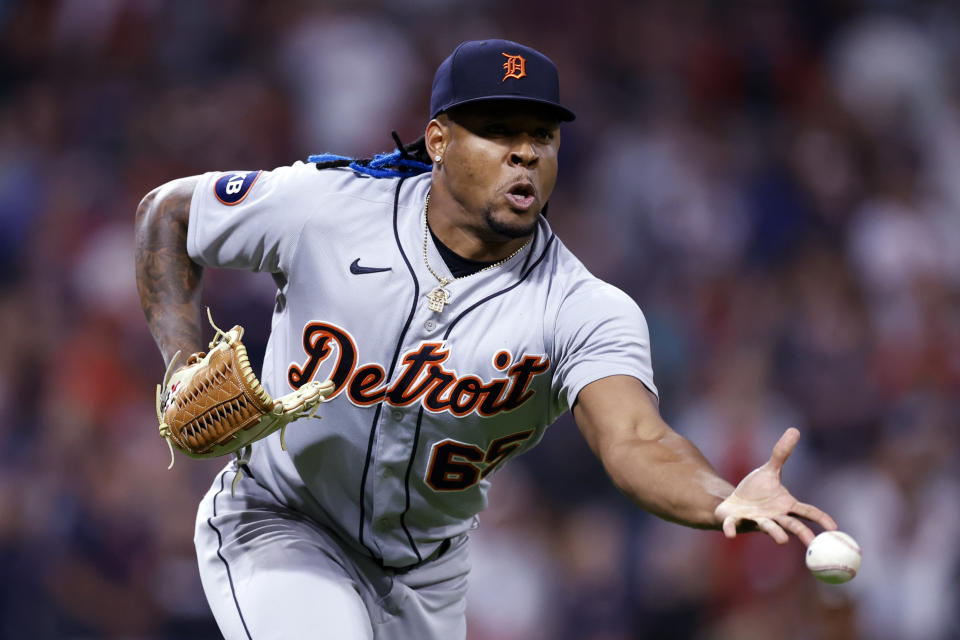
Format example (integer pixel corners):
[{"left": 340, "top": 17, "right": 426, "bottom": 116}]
[{"left": 156, "top": 310, "right": 334, "bottom": 474}]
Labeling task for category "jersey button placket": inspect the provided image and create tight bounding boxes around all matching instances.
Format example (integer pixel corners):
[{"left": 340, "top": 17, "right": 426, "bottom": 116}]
[{"left": 370, "top": 405, "right": 407, "bottom": 557}]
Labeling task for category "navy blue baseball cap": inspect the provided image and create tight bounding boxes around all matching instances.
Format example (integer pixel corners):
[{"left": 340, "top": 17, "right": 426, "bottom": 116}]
[{"left": 430, "top": 39, "right": 576, "bottom": 122}]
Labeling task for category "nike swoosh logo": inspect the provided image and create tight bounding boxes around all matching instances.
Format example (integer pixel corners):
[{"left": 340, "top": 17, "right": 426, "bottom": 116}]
[{"left": 350, "top": 258, "right": 392, "bottom": 275}]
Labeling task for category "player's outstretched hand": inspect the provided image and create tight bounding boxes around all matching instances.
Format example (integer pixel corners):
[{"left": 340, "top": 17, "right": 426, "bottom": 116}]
[{"left": 714, "top": 427, "right": 837, "bottom": 546}]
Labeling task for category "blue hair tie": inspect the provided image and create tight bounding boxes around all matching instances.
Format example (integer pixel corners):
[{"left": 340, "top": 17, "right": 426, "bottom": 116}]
[
  {"left": 307, "top": 153, "right": 353, "bottom": 164},
  {"left": 308, "top": 149, "right": 432, "bottom": 179}
]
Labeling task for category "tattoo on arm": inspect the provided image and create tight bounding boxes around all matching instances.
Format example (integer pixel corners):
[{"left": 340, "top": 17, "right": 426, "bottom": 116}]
[{"left": 134, "top": 177, "right": 204, "bottom": 367}]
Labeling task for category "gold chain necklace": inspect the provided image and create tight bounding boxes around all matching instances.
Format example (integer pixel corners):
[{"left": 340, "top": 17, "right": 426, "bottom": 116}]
[{"left": 423, "top": 193, "right": 531, "bottom": 313}]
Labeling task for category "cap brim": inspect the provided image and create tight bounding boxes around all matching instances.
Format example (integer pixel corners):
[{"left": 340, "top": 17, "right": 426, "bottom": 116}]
[{"left": 434, "top": 95, "right": 576, "bottom": 122}]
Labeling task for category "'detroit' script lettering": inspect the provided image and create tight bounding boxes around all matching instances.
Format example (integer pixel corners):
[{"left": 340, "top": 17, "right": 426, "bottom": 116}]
[{"left": 288, "top": 322, "right": 549, "bottom": 417}]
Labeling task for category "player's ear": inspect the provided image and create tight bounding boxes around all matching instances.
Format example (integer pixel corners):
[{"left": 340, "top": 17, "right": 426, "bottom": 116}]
[{"left": 425, "top": 117, "right": 448, "bottom": 165}]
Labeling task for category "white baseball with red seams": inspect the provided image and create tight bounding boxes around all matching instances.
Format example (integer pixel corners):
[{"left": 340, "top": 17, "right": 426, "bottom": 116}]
[{"left": 806, "top": 530, "right": 861, "bottom": 584}]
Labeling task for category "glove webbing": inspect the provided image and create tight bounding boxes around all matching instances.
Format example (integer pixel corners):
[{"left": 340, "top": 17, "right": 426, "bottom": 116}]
[
  {"left": 156, "top": 310, "right": 274, "bottom": 467},
  {"left": 156, "top": 310, "right": 326, "bottom": 496}
]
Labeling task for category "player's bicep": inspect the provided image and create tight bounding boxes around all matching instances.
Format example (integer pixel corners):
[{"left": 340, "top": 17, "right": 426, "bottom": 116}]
[
  {"left": 552, "top": 282, "right": 657, "bottom": 412},
  {"left": 137, "top": 176, "right": 199, "bottom": 232},
  {"left": 573, "top": 374, "right": 670, "bottom": 462},
  {"left": 136, "top": 176, "right": 202, "bottom": 279}
]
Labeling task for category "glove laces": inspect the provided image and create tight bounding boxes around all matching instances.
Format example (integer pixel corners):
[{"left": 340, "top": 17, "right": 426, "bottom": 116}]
[{"left": 156, "top": 308, "right": 235, "bottom": 470}]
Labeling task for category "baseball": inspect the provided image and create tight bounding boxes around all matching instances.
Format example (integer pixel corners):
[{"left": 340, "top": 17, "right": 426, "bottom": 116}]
[{"left": 805, "top": 531, "right": 861, "bottom": 584}]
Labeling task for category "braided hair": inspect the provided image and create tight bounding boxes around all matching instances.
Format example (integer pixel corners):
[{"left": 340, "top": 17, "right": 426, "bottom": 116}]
[
  {"left": 310, "top": 130, "right": 550, "bottom": 215},
  {"left": 309, "top": 131, "right": 432, "bottom": 179}
]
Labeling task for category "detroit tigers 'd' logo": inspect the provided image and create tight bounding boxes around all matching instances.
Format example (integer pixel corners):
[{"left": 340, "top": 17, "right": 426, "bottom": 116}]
[
  {"left": 501, "top": 53, "right": 527, "bottom": 82},
  {"left": 287, "top": 321, "right": 549, "bottom": 417}
]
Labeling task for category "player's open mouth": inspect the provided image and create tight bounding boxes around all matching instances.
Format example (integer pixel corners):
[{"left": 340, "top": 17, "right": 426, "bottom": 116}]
[{"left": 504, "top": 183, "right": 536, "bottom": 210}]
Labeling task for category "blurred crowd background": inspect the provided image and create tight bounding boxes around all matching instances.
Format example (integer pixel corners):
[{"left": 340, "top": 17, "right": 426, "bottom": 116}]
[{"left": 1, "top": 0, "right": 958, "bottom": 638}]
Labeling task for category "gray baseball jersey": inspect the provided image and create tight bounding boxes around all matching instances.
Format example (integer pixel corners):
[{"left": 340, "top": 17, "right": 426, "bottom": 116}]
[{"left": 187, "top": 162, "right": 656, "bottom": 570}]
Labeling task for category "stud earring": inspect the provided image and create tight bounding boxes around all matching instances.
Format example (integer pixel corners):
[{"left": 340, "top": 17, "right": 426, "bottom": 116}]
[{"left": 434, "top": 155, "right": 442, "bottom": 163}]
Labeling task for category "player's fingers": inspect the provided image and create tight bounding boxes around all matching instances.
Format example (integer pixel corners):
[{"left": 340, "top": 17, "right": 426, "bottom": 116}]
[
  {"left": 722, "top": 515, "right": 738, "bottom": 539},
  {"left": 755, "top": 516, "right": 789, "bottom": 545},
  {"left": 774, "top": 514, "right": 815, "bottom": 546},
  {"left": 764, "top": 427, "right": 800, "bottom": 472},
  {"left": 790, "top": 502, "right": 838, "bottom": 532}
]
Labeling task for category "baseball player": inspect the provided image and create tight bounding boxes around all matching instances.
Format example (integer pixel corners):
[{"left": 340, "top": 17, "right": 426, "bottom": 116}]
[{"left": 135, "top": 39, "right": 838, "bottom": 639}]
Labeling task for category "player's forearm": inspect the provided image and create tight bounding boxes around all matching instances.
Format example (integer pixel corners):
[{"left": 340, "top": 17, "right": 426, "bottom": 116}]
[
  {"left": 601, "top": 431, "right": 734, "bottom": 529},
  {"left": 134, "top": 177, "right": 204, "bottom": 367}
]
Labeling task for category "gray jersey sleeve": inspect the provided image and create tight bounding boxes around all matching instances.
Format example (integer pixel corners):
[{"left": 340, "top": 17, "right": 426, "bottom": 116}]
[
  {"left": 552, "top": 281, "right": 657, "bottom": 410},
  {"left": 187, "top": 161, "right": 333, "bottom": 273}
]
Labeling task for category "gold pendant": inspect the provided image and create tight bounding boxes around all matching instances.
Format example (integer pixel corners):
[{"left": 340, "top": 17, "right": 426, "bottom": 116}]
[{"left": 426, "top": 285, "right": 450, "bottom": 313}]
